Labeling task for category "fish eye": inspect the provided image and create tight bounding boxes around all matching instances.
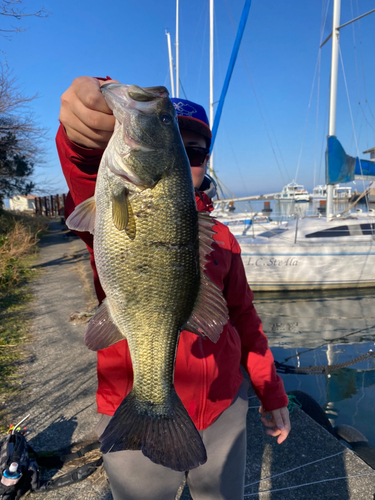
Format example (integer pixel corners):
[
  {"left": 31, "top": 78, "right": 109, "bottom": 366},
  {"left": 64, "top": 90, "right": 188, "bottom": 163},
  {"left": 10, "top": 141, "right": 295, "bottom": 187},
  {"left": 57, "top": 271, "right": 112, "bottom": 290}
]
[{"left": 161, "top": 114, "right": 172, "bottom": 125}]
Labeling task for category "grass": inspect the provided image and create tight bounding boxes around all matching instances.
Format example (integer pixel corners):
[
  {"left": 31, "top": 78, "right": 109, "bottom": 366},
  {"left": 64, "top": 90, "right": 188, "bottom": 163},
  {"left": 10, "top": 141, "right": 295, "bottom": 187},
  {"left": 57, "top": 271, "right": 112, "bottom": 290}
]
[{"left": 0, "top": 209, "right": 49, "bottom": 430}]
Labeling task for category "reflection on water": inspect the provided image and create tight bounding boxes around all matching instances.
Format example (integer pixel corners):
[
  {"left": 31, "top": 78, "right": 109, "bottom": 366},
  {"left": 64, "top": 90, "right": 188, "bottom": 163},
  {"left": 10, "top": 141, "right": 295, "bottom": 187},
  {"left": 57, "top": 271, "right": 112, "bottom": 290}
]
[{"left": 253, "top": 289, "right": 375, "bottom": 447}]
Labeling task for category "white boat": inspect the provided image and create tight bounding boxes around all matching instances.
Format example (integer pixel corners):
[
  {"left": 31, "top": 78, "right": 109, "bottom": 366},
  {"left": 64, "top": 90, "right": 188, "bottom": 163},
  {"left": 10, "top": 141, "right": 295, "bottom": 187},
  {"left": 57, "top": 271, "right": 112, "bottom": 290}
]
[
  {"left": 232, "top": 0, "right": 375, "bottom": 291},
  {"left": 275, "top": 181, "right": 310, "bottom": 203},
  {"left": 238, "top": 211, "right": 375, "bottom": 291},
  {"left": 312, "top": 184, "right": 352, "bottom": 201}
]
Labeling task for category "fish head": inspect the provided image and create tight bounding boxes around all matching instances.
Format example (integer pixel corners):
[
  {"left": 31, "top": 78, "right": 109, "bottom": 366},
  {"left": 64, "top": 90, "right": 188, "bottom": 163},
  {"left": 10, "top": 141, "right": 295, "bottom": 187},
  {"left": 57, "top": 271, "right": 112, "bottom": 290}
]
[{"left": 101, "top": 83, "right": 187, "bottom": 189}]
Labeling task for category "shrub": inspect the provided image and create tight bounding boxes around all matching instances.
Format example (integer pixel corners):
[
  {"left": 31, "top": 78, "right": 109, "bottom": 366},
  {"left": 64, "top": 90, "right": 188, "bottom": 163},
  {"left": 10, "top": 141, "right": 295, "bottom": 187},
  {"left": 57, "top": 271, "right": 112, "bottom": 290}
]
[{"left": 0, "top": 212, "right": 47, "bottom": 293}]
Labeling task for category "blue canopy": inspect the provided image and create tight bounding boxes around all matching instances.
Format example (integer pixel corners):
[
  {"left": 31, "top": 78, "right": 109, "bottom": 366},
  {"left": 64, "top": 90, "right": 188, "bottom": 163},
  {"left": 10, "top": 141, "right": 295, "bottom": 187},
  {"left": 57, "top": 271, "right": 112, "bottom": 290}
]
[{"left": 326, "top": 136, "right": 375, "bottom": 184}]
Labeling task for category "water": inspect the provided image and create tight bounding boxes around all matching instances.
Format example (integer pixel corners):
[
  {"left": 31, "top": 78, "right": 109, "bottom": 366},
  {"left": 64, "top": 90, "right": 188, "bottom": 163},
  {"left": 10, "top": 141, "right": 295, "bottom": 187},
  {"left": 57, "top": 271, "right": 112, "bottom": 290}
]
[{"left": 253, "top": 289, "right": 375, "bottom": 447}]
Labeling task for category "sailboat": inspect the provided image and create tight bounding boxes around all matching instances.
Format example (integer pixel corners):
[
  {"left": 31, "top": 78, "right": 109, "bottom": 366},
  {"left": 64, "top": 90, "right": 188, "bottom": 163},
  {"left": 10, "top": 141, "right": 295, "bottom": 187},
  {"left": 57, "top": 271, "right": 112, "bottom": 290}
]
[{"left": 233, "top": 0, "right": 375, "bottom": 291}]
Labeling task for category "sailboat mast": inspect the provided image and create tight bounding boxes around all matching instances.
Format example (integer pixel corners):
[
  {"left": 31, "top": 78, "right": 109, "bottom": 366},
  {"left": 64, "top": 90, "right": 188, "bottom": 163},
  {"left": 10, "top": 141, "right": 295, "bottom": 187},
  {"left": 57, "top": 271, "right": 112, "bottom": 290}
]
[
  {"left": 209, "top": 0, "right": 214, "bottom": 176},
  {"left": 166, "top": 31, "right": 175, "bottom": 98},
  {"left": 327, "top": 0, "right": 341, "bottom": 217}
]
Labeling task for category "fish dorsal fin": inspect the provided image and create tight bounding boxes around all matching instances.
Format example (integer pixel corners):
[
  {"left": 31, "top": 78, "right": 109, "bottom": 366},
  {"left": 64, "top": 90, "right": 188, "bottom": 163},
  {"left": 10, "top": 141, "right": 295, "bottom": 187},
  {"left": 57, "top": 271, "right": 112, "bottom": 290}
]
[
  {"left": 112, "top": 189, "right": 136, "bottom": 239},
  {"left": 183, "top": 213, "right": 228, "bottom": 343},
  {"left": 197, "top": 212, "right": 217, "bottom": 268},
  {"left": 85, "top": 299, "right": 125, "bottom": 351},
  {"left": 66, "top": 196, "right": 96, "bottom": 235}
]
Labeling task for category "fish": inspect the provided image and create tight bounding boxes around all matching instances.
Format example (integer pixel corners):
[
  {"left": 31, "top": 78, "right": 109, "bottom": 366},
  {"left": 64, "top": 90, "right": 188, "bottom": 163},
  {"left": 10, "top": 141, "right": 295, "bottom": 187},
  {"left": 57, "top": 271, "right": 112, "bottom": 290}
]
[{"left": 66, "top": 83, "right": 228, "bottom": 471}]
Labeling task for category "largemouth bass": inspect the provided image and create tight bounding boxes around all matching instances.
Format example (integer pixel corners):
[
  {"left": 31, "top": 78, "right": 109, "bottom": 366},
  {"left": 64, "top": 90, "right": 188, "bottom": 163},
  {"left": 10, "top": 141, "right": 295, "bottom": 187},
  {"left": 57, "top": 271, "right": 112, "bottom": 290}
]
[{"left": 67, "top": 83, "right": 228, "bottom": 471}]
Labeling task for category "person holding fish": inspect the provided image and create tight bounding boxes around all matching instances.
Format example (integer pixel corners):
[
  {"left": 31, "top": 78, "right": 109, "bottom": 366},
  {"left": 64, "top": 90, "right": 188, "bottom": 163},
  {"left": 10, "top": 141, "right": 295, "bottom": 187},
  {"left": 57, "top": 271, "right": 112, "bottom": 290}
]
[{"left": 57, "top": 76, "right": 291, "bottom": 500}]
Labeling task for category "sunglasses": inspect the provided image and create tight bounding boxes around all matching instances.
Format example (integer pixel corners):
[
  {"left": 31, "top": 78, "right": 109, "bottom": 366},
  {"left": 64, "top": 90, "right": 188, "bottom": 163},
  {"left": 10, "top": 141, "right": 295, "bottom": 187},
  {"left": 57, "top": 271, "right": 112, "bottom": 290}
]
[{"left": 185, "top": 146, "right": 209, "bottom": 166}]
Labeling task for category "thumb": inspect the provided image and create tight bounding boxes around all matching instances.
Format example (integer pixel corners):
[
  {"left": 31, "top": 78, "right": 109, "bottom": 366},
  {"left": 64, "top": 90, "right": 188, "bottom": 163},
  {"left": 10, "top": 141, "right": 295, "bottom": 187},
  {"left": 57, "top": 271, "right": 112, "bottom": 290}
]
[{"left": 272, "top": 409, "right": 285, "bottom": 430}]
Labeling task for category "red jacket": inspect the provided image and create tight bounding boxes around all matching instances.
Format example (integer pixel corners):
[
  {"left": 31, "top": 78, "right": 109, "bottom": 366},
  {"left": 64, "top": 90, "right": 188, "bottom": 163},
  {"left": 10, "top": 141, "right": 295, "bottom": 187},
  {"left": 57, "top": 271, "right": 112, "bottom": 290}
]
[{"left": 56, "top": 124, "right": 288, "bottom": 429}]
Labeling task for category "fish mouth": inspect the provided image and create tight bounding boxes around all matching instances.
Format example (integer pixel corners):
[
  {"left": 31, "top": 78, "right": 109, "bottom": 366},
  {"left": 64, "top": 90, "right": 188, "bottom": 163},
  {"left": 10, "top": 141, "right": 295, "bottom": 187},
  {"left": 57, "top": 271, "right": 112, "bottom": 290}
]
[
  {"left": 123, "top": 86, "right": 168, "bottom": 152},
  {"left": 102, "top": 83, "right": 173, "bottom": 187},
  {"left": 101, "top": 83, "right": 172, "bottom": 151},
  {"left": 128, "top": 85, "right": 169, "bottom": 101},
  {"left": 101, "top": 83, "right": 168, "bottom": 100}
]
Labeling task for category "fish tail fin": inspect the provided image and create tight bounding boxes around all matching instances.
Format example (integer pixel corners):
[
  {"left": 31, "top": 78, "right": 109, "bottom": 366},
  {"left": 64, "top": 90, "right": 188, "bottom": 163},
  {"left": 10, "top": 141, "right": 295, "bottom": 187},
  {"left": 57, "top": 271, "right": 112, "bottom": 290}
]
[{"left": 100, "top": 389, "right": 207, "bottom": 471}]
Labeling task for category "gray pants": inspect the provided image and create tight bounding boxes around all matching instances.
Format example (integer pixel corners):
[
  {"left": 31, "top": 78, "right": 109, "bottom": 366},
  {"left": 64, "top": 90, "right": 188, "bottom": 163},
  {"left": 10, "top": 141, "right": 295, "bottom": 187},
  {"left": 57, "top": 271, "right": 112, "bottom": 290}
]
[{"left": 96, "top": 379, "right": 249, "bottom": 500}]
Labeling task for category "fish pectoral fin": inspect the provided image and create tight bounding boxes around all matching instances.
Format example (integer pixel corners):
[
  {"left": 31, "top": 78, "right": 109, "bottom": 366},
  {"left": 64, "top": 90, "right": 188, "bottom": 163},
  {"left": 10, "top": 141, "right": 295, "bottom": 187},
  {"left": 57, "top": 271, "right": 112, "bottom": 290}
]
[
  {"left": 112, "top": 189, "right": 136, "bottom": 239},
  {"left": 112, "top": 189, "right": 129, "bottom": 230},
  {"left": 85, "top": 299, "right": 125, "bottom": 351},
  {"left": 183, "top": 212, "right": 228, "bottom": 343},
  {"left": 66, "top": 196, "right": 96, "bottom": 234}
]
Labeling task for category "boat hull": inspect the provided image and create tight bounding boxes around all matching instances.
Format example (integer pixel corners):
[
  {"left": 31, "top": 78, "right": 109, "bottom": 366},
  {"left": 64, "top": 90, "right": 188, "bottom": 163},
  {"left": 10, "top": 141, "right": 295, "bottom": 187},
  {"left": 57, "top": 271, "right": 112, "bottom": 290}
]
[{"left": 240, "top": 242, "right": 375, "bottom": 291}]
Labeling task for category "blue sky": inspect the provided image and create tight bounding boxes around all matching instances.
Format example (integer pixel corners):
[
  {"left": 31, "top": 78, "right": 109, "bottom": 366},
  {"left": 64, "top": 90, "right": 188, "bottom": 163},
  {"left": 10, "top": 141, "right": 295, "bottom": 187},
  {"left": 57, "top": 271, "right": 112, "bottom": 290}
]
[{"left": 2, "top": 0, "right": 375, "bottom": 197}]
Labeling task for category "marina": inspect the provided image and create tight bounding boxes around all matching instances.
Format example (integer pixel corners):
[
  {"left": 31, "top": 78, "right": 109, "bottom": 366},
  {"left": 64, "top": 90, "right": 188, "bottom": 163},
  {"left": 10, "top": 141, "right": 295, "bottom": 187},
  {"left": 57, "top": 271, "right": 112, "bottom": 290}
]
[{"left": 214, "top": 196, "right": 373, "bottom": 222}]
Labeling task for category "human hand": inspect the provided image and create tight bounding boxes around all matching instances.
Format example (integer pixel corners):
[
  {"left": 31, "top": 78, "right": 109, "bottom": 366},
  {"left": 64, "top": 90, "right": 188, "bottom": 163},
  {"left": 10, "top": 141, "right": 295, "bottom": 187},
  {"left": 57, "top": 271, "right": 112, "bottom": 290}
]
[
  {"left": 59, "top": 76, "right": 119, "bottom": 149},
  {"left": 259, "top": 406, "right": 291, "bottom": 444}
]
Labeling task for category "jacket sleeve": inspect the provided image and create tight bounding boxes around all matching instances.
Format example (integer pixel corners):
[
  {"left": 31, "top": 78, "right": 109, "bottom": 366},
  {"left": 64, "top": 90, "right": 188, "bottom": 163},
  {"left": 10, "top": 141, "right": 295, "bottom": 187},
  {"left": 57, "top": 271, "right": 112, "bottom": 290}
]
[
  {"left": 56, "top": 123, "right": 104, "bottom": 209},
  {"left": 223, "top": 232, "right": 288, "bottom": 412},
  {"left": 56, "top": 123, "right": 106, "bottom": 303}
]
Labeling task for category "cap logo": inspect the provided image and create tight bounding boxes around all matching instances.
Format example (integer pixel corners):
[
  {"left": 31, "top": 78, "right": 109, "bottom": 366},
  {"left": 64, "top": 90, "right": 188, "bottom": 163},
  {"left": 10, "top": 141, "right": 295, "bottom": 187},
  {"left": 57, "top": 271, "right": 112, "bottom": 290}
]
[{"left": 172, "top": 101, "right": 198, "bottom": 118}]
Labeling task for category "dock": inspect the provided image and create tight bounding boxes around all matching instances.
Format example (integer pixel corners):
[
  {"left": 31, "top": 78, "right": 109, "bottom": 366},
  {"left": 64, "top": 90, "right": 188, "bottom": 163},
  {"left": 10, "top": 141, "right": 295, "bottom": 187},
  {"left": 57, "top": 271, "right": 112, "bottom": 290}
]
[
  {"left": 6, "top": 220, "right": 374, "bottom": 499},
  {"left": 177, "top": 385, "right": 375, "bottom": 499},
  {"left": 245, "top": 392, "right": 375, "bottom": 499}
]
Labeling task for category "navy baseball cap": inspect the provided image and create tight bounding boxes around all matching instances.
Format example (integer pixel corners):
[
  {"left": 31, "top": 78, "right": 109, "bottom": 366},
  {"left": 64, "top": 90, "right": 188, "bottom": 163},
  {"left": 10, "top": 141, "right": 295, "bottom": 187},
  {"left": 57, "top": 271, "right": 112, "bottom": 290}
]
[{"left": 170, "top": 98, "right": 212, "bottom": 146}]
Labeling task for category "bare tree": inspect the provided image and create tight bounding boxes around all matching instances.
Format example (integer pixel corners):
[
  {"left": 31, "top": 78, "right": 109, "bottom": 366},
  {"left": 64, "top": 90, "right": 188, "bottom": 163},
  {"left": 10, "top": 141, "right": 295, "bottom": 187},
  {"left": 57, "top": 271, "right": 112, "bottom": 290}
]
[
  {"left": 0, "top": 2, "right": 49, "bottom": 204},
  {"left": 0, "top": 68, "right": 36, "bottom": 113},
  {"left": 0, "top": 0, "right": 49, "bottom": 38},
  {"left": 0, "top": 66, "right": 46, "bottom": 204}
]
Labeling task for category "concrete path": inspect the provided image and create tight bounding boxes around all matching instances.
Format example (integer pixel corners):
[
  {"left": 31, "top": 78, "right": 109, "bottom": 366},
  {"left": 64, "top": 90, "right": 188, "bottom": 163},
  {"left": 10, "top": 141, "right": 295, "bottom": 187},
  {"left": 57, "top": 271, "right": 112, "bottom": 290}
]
[
  {"left": 6, "top": 220, "right": 375, "bottom": 499},
  {"left": 9, "top": 220, "right": 111, "bottom": 499}
]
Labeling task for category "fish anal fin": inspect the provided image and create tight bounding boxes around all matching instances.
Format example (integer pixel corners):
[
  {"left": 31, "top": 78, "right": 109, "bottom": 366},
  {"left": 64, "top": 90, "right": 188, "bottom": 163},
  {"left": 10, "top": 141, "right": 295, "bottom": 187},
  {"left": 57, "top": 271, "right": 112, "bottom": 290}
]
[
  {"left": 100, "top": 389, "right": 207, "bottom": 471},
  {"left": 85, "top": 299, "right": 125, "bottom": 351},
  {"left": 112, "top": 189, "right": 136, "bottom": 239},
  {"left": 66, "top": 196, "right": 96, "bottom": 234}
]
